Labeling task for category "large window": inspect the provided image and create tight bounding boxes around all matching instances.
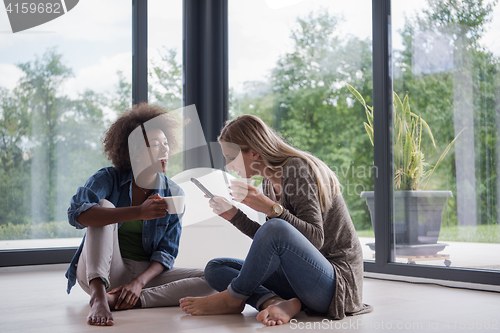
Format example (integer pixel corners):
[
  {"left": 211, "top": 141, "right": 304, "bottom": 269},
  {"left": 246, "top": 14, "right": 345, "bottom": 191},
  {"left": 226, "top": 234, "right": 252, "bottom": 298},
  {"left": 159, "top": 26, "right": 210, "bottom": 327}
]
[
  {"left": 2, "top": 0, "right": 499, "bottom": 286},
  {"left": 228, "top": 0, "right": 375, "bottom": 260},
  {"left": 0, "top": 0, "right": 131, "bottom": 250},
  {"left": 388, "top": 0, "right": 500, "bottom": 270}
]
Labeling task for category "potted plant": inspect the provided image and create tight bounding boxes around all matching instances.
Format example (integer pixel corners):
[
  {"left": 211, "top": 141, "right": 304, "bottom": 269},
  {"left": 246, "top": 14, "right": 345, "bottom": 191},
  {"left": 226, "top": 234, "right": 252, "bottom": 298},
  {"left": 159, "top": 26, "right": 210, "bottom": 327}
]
[{"left": 348, "top": 84, "right": 463, "bottom": 254}]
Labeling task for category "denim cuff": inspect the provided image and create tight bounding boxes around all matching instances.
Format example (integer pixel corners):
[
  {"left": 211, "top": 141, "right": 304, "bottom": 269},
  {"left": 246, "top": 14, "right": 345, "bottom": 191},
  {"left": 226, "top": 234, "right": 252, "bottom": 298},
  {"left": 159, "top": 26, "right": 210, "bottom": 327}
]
[
  {"left": 255, "top": 292, "right": 279, "bottom": 310},
  {"left": 71, "top": 202, "right": 99, "bottom": 229},
  {"left": 150, "top": 251, "right": 175, "bottom": 270},
  {"left": 227, "top": 284, "right": 250, "bottom": 301}
]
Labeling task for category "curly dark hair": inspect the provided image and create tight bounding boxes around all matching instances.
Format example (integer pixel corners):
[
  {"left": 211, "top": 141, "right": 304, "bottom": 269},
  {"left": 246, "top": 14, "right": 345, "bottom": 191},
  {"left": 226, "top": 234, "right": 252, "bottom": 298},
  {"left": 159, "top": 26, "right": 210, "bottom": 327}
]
[{"left": 103, "top": 103, "right": 180, "bottom": 172}]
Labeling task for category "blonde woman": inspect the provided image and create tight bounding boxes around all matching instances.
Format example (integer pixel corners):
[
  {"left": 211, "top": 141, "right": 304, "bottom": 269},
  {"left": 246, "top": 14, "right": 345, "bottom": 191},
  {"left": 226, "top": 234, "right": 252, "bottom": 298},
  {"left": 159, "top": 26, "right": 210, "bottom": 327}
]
[{"left": 180, "top": 115, "right": 372, "bottom": 325}]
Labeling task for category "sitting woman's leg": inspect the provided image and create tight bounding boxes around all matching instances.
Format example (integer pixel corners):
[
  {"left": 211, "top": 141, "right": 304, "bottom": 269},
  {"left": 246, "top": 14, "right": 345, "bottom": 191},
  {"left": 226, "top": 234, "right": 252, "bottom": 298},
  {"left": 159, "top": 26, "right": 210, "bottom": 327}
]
[
  {"left": 76, "top": 199, "right": 131, "bottom": 326},
  {"left": 204, "top": 258, "right": 300, "bottom": 310},
  {"left": 77, "top": 199, "right": 132, "bottom": 293},
  {"left": 232, "top": 218, "right": 335, "bottom": 313},
  {"left": 138, "top": 266, "right": 216, "bottom": 307},
  {"left": 78, "top": 201, "right": 215, "bottom": 311},
  {"left": 180, "top": 219, "right": 335, "bottom": 323}
]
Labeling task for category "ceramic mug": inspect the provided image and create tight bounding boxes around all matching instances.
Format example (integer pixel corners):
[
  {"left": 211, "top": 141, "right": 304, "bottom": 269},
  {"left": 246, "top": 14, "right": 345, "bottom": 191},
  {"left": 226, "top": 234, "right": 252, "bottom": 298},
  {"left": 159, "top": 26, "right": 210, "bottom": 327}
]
[{"left": 162, "top": 196, "right": 186, "bottom": 214}]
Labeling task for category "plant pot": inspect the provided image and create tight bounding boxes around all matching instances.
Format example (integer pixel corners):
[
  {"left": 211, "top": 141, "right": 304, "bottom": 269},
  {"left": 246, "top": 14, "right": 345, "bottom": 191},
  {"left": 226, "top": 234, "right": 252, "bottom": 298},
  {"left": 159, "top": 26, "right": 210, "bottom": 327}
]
[{"left": 360, "top": 190, "right": 453, "bottom": 245}]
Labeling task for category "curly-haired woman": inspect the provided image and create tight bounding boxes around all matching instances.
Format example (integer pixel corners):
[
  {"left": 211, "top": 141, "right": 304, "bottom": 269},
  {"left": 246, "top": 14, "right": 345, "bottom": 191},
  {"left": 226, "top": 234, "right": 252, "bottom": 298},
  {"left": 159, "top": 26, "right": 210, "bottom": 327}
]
[{"left": 65, "top": 103, "right": 214, "bottom": 326}]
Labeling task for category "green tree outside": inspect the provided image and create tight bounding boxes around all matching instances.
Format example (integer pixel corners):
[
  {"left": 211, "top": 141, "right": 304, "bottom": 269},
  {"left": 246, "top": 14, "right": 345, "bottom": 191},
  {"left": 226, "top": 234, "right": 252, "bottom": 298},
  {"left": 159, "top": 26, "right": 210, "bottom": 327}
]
[
  {"left": 231, "top": 11, "right": 375, "bottom": 230},
  {"left": 394, "top": 0, "right": 500, "bottom": 226}
]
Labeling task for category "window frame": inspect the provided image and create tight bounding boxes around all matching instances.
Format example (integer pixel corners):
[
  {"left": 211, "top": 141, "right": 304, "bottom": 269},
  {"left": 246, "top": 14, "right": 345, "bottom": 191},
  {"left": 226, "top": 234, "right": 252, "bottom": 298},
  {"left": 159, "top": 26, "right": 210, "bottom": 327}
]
[
  {"left": 0, "top": 0, "right": 229, "bottom": 268},
  {"left": 0, "top": 0, "right": 149, "bottom": 267},
  {"left": 364, "top": 0, "right": 500, "bottom": 286},
  {"left": 2, "top": 0, "right": 500, "bottom": 288}
]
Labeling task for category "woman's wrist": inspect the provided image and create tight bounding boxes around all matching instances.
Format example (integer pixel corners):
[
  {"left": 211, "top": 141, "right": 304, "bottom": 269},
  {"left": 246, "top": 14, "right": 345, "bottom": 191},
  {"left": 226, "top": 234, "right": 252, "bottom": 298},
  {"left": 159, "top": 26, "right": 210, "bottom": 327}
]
[
  {"left": 267, "top": 201, "right": 284, "bottom": 219},
  {"left": 229, "top": 206, "right": 239, "bottom": 219},
  {"left": 224, "top": 206, "right": 239, "bottom": 220},
  {"left": 126, "top": 205, "right": 140, "bottom": 220},
  {"left": 132, "top": 276, "right": 147, "bottom": 288},
  {"left": 265, "top": 202, "right": 275, "bottom": 216},
  {"left": 262, "top": 197, "right": 278, "bottom": 216}
]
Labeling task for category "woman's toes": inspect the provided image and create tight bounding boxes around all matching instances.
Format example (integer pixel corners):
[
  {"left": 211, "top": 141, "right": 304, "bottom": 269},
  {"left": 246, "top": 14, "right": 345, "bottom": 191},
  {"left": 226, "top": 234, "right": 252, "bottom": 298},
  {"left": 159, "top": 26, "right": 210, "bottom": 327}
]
[{"left": 256, "top": 309, "right": 268, "bottom": 322}]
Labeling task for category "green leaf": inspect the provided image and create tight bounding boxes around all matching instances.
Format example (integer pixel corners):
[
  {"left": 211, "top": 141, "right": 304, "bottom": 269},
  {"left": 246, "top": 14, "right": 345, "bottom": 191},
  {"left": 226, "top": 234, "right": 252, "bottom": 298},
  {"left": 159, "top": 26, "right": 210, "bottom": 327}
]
[
  {"left": 410, "top": 112, "right": 436, "bottom": 147},
  {"left": 423, "top": 128, "right": 465, "bottom": 190},
  {"left": 364, "top": 122, "right": 374, "bottom": 146},
  {"left": 393, "top": 92, "right": 404, "bottom": 119},
  {"left": 347, "top": 84, "right": 366, "bottom": 107},
  {"left": 347, "top": 83, "right": 373, "bottom": 127},
  {"left": 403, "top": 93, "right": 411, "bottom": 124}
]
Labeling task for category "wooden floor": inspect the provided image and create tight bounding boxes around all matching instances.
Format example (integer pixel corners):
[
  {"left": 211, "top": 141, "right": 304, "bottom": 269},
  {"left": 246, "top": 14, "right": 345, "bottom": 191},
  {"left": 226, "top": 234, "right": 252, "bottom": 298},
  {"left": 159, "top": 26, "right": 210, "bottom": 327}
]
[{"left": 1, "top": 265, "right": 499, "bottom": 333}]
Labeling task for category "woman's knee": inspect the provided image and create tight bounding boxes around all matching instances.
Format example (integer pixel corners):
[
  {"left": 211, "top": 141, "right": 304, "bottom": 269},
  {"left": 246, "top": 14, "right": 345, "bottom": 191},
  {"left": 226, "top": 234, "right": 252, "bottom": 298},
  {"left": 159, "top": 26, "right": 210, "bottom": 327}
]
[
  {"left": 204, "top": 258, "right": 242, "bottom": 275},
  {"left": 204, "top": 258, "right": 223, "bottom": 275},
  {"left": 254, "top": 218, "right": 294, "bottom": 242},
  {"left": 86, "top": 222, "right": 116, "bottom": 235},
  {"left": 85, "top": 199, "right": 115, "bottom": 235},
  {"left": 99, "top": 199, "right": 115, "bottom": 208},
  {"left": 204, "top": 258, "right": 229, "bottom": 283},
  {"left": 204, "top": 258, "right": 242, "bottom": 291}
]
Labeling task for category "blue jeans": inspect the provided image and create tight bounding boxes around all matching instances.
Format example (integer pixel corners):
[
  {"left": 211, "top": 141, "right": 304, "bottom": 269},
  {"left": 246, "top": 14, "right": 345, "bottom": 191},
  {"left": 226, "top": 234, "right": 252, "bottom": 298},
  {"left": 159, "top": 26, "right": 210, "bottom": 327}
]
[{"left": 204, "top": 219, "right": 335, "bottom": 313}]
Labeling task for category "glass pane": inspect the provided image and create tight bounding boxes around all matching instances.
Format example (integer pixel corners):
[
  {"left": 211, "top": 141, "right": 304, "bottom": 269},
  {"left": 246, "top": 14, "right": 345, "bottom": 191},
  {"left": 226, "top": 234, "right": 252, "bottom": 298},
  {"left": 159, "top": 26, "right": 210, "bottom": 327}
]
[
  {"left": 229, "top": 0, "right": 374, "bottom": 261},
  {"left": 391, "top": 0, "right": 500, "bottom": 270},
  {"left": 148, "top": 0, "right": 183, "bottom": 178},
  {"left": 0, "top": 0, "right": 131, "bottom": 249}
]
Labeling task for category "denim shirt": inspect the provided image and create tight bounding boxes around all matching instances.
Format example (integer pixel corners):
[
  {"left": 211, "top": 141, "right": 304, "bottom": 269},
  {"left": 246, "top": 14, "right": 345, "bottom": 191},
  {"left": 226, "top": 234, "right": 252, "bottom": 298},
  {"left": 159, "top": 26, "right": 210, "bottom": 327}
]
[{"left": 65, "top": 167, "right": 184, "bottom": 294}]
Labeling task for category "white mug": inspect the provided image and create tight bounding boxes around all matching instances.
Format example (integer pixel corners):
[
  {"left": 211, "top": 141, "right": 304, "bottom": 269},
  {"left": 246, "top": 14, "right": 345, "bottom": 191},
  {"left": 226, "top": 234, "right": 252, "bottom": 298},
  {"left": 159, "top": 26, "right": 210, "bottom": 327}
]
[{"left": 162, "top": 196, "right": 186, "bottom": 214}]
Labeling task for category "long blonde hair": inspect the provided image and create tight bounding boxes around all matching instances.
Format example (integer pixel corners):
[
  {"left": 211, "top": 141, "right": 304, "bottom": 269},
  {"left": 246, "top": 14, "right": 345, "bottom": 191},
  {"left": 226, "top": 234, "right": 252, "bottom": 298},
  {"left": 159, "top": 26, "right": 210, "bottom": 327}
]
[{"left": 218, "top": 115, "right": 340, "bottom": 212}]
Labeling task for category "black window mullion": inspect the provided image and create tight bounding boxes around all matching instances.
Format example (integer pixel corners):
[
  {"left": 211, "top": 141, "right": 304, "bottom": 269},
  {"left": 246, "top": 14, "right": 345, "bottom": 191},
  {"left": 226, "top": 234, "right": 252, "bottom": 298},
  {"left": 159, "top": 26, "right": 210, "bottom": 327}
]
[
  {"left": 132, "top": 0, "right": 148, "bottom": 105},
  {"left": 183, "top": 0, "right": 228, "bottom": 169},
  {"left": 372, "top": 0, "right": 393, "bottom": 266}
]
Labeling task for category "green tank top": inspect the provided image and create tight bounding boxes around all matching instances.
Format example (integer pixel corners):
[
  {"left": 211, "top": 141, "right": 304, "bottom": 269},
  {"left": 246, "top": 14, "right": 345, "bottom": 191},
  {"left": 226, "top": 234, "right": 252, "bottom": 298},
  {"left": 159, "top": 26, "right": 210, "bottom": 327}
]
[{"left": 118, "top": 219, "right": 150, "bottom": 261}]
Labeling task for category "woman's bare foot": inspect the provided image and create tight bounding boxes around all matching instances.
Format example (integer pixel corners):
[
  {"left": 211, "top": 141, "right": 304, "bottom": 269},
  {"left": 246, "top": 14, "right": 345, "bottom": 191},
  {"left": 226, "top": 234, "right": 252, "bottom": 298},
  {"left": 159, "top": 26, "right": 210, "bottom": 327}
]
[
  {"left": 87, "top": 279, "right": 113, "bottom": 326},
  {"left": 179, "top": 290, "right": 245, "bottom": 315},
  {"left": 88, "top": 297, "right": 114, "bottom": 326},
  {"left": 256, "top": 297, "right": 301, "bottom": 326}
]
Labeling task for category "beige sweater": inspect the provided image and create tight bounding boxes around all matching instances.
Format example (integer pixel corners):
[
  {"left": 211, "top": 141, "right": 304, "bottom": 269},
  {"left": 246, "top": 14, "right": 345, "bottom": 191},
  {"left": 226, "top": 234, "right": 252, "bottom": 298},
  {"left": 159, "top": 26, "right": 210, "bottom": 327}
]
[{"left": 229, "top": 157, "right": 372, "bottom": 319}]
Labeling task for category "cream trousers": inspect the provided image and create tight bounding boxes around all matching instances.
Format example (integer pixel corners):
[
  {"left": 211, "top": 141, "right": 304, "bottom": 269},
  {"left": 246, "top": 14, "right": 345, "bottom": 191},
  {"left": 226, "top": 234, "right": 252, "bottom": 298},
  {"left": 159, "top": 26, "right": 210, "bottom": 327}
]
[{"left": 76, "top": 199, "right": 215, "bottom": 307}]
